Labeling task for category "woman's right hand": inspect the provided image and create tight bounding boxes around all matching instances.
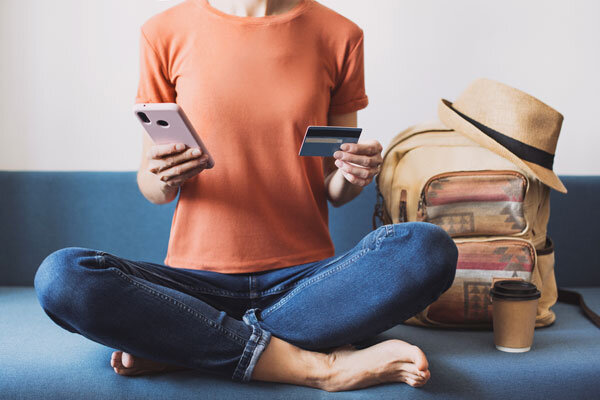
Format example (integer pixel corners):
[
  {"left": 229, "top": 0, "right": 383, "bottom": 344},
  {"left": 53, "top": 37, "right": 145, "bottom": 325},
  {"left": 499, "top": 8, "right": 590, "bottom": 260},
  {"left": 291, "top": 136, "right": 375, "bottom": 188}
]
[{"left": 147, "top": 143, "right": 211, "bottom": 188}]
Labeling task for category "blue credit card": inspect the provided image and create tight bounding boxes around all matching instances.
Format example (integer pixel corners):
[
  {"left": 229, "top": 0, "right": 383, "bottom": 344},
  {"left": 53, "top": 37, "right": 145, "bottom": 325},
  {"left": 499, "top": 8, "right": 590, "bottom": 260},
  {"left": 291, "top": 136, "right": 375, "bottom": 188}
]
[{"left": 298, "top": 126, "right": 362, "bottom": 157}]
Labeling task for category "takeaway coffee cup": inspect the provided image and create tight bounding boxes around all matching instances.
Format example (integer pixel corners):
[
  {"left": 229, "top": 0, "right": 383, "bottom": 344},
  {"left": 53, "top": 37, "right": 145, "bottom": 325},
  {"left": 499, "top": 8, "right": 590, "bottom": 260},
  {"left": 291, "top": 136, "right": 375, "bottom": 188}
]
[{"left": 490, "top": 280, "right": 541, "bottom": 353}]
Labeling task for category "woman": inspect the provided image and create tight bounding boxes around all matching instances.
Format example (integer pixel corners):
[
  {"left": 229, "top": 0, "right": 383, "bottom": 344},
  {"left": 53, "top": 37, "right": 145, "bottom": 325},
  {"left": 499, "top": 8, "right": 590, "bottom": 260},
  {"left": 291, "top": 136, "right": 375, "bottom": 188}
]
[{"left": 34, "top": 0, "right": 457, "bottom": 392}]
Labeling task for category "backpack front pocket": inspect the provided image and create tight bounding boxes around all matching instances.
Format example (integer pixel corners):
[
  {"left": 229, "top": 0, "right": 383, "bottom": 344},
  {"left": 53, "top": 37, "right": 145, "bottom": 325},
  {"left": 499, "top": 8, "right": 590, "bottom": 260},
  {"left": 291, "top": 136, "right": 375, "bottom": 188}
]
[
  {"left": 425, "top": 238, "right": 536, "bottom": 325},
  {"left": 417, "top": 171, "right": 528, "bottom": 237}
]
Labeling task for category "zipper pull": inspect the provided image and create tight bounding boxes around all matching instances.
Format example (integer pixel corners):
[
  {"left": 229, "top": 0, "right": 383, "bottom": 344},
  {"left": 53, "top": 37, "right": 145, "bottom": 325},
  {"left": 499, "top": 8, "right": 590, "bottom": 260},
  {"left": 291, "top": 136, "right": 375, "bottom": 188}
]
[
  {"left": 398, "top": 189, "right": 408, "bottom": 223},
  {"left": 416, "top": 194, "right": 425, "bottom": 221}
]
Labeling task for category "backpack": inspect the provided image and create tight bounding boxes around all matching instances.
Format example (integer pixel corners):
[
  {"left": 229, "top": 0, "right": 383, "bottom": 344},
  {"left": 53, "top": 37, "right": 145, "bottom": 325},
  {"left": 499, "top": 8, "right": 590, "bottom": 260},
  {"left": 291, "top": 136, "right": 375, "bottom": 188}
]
[{"left": 373, "top": 122, "right": 557, "bottom": 328}]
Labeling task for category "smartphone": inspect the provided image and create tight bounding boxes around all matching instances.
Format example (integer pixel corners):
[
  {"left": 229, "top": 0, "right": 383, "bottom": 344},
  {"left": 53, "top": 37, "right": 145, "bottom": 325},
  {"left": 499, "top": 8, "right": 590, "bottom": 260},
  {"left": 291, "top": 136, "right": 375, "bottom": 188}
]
[{"left": 133, "top": 103, "right": 214, "bottom": 169}]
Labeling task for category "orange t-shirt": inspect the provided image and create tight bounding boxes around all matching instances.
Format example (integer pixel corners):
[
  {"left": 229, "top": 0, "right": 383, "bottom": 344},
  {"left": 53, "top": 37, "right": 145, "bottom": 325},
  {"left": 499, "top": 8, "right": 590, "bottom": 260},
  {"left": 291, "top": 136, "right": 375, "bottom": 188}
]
[{"left": 135, "top": 0, "right": 368, "bottom": 273}]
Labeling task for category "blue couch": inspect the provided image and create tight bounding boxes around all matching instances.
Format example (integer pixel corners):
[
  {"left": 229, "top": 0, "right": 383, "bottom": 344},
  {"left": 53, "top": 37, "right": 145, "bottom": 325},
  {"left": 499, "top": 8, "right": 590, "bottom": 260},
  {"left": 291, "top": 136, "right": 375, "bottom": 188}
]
[{"left": 1, "top": 171, "right": 599, "bottom": 399}]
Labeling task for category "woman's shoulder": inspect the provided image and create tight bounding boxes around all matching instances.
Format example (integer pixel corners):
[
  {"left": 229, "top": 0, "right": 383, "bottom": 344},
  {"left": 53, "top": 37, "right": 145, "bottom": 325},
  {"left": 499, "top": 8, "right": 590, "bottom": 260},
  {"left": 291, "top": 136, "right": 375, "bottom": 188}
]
[
  {"left": 308, "top": 1, "right": 364, "bottom": 45},
  {"left": 140, "top": 0, "right": 197, "bottom": 41}
]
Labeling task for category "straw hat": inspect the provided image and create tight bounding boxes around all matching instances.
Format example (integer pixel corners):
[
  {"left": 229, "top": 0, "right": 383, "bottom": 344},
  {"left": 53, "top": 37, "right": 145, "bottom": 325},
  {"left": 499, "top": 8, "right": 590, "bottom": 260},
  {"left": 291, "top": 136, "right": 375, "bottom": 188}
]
[{"left": 438, "top": 78, "right": 567, "bottom": 193}]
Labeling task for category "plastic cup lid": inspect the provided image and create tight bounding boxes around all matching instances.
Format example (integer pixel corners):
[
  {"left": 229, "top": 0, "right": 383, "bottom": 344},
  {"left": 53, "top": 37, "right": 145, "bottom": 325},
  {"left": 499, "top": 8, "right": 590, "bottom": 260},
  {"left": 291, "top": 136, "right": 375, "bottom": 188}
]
[{"left": 489, "top": 280, "right": 541, "bottom": 301}]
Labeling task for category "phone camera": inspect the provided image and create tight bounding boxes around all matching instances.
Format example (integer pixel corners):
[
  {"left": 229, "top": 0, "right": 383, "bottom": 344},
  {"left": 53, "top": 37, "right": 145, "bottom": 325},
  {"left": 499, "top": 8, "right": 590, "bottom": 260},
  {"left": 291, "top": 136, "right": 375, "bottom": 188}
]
[
  {"left": 137, "top": 112, "right": 151, "bottom": 124},
  {"left": 157, "top": 120, "right": 169, "bottom": 127}
]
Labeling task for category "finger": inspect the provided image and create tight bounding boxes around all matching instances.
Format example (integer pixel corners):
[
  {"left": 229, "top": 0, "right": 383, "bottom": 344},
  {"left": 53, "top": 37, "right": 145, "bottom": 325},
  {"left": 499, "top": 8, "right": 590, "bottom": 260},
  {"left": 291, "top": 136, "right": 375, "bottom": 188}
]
[
  {"left": 335, "top": 160, "right": 377, "bottom": 180},
  {"left": 163, "top": 165, "right": 206, "bottom": 187},
  {"left": 339, "top": 169, "right": 372, "bottom": 187},
  {"left": 148, "top": 143, "right": 187, "bottom": 160},
  {"left": 150, "top": 148, "right": 204, "bottom": 174},
  {"left": 333, "top": 151, "right": 382, "bottom": 168},
  {"left": 340, "top": 140, "right": 382, "bottom": 156},
  {"left": 160, "top": 159, "right": 208, "bottom": 182},
  {"left": 159, "top": 157, "right": 209, "bottom": 182}
]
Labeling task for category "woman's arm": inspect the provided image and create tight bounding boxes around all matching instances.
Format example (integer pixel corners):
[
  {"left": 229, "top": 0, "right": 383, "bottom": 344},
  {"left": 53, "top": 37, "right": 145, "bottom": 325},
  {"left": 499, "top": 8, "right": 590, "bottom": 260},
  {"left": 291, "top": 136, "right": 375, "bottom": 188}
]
[{"left": 323, "top": 112, "right": 382, "bottom": 207}]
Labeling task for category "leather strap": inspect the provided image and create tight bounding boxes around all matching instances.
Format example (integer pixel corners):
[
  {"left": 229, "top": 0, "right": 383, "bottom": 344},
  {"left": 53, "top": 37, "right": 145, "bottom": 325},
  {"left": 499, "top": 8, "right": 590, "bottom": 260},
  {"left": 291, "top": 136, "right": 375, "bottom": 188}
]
[{"left": 558, "top": 288, "right": 600, "bottom": 329}]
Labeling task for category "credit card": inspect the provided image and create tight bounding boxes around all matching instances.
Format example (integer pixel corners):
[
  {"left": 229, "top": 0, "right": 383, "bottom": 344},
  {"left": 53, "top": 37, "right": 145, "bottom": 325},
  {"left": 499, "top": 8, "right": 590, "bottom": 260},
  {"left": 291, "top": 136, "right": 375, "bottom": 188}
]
[{"left": 298, "top": 126, "right": 362, "bottom": 157}]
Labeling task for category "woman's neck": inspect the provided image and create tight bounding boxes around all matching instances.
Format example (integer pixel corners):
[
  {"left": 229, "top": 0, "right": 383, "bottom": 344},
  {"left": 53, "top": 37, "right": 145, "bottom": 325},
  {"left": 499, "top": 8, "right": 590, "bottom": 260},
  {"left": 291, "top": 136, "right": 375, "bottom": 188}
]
[{"left": 206, "top": 0, "right": 302, "bottom": 17}]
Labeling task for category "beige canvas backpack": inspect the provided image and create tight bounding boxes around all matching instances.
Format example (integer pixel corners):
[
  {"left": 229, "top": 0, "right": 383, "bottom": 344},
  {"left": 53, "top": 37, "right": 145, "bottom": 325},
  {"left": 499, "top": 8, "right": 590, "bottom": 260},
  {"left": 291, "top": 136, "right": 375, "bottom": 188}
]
[{"left": 374, "top": 122, "right": 558, "bottom": 328}]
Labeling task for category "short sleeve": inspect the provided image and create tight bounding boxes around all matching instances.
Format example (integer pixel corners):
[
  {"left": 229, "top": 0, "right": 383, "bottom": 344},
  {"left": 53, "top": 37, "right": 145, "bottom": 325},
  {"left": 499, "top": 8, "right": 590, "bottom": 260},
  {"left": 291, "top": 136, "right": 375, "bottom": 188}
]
[
  {"left": 135, "top": 28, "right": 176, "bottom": 104},
  {"left": 328, "top": 31, "right": 369, "bottom": 115}
]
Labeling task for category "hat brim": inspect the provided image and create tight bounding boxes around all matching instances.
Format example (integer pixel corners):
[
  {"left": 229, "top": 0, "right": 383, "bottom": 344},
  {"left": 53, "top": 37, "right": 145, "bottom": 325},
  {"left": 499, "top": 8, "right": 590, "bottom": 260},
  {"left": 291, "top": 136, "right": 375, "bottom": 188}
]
[{"left": 438, "top": 99, "right": 567, "bottom": 193}]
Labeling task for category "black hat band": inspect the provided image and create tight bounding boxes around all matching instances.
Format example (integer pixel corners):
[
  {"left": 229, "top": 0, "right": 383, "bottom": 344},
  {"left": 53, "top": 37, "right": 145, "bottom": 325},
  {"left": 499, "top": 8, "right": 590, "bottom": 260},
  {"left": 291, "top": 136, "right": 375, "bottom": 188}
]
[{"left": 449, "top": 104, "right": 555, "bottom": 170}]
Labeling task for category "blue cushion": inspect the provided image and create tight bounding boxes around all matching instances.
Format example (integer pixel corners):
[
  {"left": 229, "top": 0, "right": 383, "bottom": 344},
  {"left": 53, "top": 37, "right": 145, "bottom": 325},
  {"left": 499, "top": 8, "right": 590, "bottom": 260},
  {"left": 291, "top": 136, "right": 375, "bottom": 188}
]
[
  {"left": 1, "top": 287, "right": 599, "bottom": 399},
  {"left": 0, "top": 172, "right": 174, "bottom": 286}
]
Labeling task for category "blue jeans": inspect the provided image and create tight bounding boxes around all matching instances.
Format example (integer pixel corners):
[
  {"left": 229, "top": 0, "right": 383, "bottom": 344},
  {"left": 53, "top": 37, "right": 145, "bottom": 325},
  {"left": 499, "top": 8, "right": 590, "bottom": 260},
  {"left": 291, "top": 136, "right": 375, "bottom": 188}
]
[{"left": 34, "top": 222, "right": 457, "bottom": 383}]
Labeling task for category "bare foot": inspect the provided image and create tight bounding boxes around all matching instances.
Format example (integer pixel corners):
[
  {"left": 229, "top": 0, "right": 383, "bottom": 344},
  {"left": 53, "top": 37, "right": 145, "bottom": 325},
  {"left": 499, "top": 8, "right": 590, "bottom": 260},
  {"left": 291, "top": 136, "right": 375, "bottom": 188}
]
[
  {"left": 110, "top": 351, "right": 188, "bottom": 376},
  {"left": 322, "top": 339, "right": 430, "bottom": 392}
]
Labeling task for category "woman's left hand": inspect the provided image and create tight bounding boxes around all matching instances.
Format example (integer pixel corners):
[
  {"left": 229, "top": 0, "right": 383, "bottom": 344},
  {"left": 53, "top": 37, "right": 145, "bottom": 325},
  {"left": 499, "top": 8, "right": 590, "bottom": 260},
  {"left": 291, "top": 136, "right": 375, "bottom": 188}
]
[{"left": 333, "top": 140, "right": 383, "bottom": 187}]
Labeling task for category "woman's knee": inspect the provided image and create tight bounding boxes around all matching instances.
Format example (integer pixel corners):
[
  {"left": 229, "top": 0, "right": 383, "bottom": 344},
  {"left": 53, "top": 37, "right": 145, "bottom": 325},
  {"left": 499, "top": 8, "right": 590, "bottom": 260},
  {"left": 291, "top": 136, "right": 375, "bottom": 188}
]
[
  {"left": 392, "top": 222, "right": 458, "bottom": 292},
  {"left": 34, "top": 247, "right": 101, "bottom": 313}
]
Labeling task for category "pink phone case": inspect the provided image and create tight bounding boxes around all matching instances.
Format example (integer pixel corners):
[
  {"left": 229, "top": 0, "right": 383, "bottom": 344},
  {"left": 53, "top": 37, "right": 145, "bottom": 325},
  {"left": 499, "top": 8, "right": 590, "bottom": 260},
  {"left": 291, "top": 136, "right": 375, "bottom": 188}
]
[{"left": 133, "top": 103, "right": 214, "bottom": 169}]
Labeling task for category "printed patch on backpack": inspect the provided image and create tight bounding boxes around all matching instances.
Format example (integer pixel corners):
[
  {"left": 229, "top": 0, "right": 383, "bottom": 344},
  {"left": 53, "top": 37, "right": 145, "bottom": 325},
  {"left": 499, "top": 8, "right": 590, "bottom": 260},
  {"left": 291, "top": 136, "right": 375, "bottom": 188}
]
[
  {"left": 418, "top": 172, "right": 527, "bottom": 237},
  {"left": 426, "top": 240, "right": 535, "bottom": 324}
]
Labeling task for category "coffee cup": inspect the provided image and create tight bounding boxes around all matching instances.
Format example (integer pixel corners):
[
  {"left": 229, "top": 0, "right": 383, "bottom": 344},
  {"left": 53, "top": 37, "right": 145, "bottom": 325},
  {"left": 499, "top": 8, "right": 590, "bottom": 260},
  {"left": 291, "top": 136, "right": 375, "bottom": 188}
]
[{"left": 490, "top": 280, "right": 541, "bottom": 353}]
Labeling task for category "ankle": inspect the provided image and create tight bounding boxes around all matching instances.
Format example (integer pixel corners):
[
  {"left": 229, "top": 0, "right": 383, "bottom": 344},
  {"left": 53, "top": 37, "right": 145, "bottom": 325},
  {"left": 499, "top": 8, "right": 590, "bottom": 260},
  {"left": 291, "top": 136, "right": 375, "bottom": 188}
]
[
  {"left": 251, "top": 336, "right": 333, "bottom": 388},
  {"left": 301, "top": 349, "right": 335, "bottom": 390}
]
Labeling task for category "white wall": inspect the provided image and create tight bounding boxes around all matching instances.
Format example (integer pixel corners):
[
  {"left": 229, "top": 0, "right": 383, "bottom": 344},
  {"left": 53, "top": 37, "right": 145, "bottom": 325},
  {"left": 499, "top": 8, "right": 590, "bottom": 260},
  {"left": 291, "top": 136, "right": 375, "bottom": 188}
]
[{"left": 1, "top": 0, "right": 598, "bottom": 174}]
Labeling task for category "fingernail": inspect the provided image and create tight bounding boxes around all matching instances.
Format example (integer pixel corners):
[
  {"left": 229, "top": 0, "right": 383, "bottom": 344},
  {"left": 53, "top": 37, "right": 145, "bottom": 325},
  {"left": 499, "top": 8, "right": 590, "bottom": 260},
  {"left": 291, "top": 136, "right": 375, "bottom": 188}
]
[
  {"left": 176, "top": 144, "right": 185, "bottom": 151},
  {"left": 340, "top": 144, "right": 349, "bottom": 151},
  {"left": 335, "top": 159, "right": 342, "bottom": 167},
  {"left": 333, "top": 151, "right": 342, "bottom": 159},
  {"left": 192, "top": 149, "right": 201, "bottom": 156}
]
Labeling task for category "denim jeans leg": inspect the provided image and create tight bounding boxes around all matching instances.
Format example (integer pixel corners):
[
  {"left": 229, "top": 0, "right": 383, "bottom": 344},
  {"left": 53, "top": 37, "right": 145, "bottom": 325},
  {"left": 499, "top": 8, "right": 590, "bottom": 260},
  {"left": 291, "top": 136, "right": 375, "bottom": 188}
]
[
  {"left": 249, "top": 223, "right": 458, "bottom": 351},
  {"left": 33, "top": 247, "right": 271, "bottom": 382}
]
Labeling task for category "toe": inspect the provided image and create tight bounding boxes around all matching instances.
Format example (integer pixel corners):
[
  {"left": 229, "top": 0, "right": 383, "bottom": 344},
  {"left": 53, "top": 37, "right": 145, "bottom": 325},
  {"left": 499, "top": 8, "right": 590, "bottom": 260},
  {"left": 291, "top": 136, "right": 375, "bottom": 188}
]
[
  {"left": 121, "top": 352, "right": 135, "bottom": 368},
  {"left": 399, "top": 370, "right": 424, "bottom": 383},
  {"left": 405, "top": 374, "right": 427, "bottom": 388},
  {"left": 387, "top": 340, "right": 429, "bottom": 372},
  {"left": 111, "top": 351, "right": 124, "bottom": 368},
  {"left": 407, "top": 378, "right": 421, "bottom": 387},
  {"left": 397, "top": 361, "right": 424, "bottom": 376},
  {"left": 409, "top": 346, "right": 429, "bottom": 372},
  {"left": 396, "top": 371, "right": 421, "bottom": 388}
]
